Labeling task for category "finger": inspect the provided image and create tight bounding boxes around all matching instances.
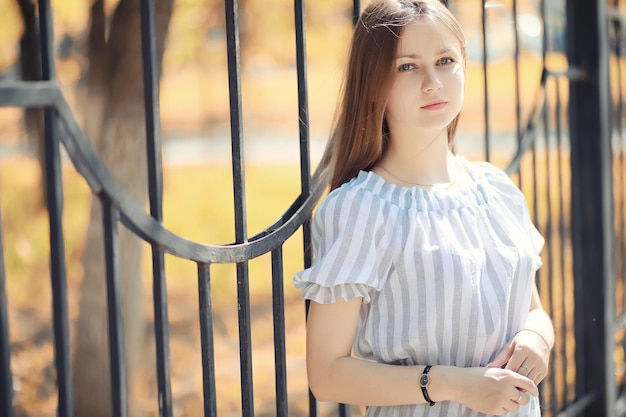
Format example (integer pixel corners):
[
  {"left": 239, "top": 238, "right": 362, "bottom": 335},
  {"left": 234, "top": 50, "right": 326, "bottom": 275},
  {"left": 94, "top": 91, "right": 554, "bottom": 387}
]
[
  {"left": 510, "top": 372, "right": 539, "bottom": 396},
  {"left": 511, "top": 389, "right": 523, "bottom": 405},
  {"left": 517, "top": 363, "right": 531, "bottom": 376},
  {"left": 508, "top": 396, "right": 521, "bottom": 413},
  {"left": 524, "top": 363, "right": 546, "bottom": 383},
  {"left": 504, "top": 352, "right": 526, "bottom": 372},
  {"left": 529, "top": 369, "right": 545, "bottom": 385},
  {"left": 515, "top": 391, "right": 530, "bottom": 405},
  {"left": 487, "top": 341, "right": 514, "bottom": 368},
  {"left": 501, "top": 403, "right": 518, "bottom": 416}
]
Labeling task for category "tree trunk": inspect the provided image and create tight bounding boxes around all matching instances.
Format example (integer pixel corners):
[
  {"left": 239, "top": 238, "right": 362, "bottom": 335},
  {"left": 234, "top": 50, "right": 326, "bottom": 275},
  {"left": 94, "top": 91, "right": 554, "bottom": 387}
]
[{"left": 72, "top": 1, "right": 173, "bottom": 416}]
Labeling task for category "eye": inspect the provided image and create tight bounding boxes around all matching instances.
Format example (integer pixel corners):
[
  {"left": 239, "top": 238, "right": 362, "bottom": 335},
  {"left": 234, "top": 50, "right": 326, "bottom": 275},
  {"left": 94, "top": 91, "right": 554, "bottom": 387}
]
[
  {"left": 438, "top": 57, "right": 455, "bottom": 66},
  {"left": 398, "top": 63, "right": 416, "bottom": 72}
]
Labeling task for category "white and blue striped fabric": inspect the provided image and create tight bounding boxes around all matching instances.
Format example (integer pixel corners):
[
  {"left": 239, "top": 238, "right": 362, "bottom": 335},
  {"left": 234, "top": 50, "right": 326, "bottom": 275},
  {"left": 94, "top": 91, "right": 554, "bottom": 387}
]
[{"left": 294, "top": 156, "right": 544, "bottom": 417}]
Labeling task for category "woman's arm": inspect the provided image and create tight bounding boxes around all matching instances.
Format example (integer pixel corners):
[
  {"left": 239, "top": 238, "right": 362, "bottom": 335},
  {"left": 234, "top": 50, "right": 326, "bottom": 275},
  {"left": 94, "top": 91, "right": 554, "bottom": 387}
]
[
  {"left": 524, "top": 284, "right": 555, "bottom": 350},
  {"left": 306, "top": 297, "right": 539, "bottom": 414},
  {"left": 488, "top": 283, "right": 554, "bottom": 384}
]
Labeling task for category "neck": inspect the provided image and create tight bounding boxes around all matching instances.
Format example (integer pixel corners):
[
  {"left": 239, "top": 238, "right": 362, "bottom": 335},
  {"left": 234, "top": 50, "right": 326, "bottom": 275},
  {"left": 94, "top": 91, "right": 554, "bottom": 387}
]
[{"left": 379, "top": 128, "right": 453, "bottom": 185}]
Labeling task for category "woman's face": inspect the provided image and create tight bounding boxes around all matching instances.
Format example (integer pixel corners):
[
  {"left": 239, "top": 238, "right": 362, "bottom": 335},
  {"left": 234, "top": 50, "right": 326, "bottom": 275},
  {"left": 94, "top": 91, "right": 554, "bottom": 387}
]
[{"left": 384, "top": 18, "right": 465, "bottom": 138}]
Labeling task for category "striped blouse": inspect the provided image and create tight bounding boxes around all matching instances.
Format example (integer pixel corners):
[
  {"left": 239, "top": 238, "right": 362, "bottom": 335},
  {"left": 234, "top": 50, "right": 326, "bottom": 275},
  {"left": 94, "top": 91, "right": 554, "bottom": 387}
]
[{"left": 293, "top": 156, "right": 544, "bottom": 417}]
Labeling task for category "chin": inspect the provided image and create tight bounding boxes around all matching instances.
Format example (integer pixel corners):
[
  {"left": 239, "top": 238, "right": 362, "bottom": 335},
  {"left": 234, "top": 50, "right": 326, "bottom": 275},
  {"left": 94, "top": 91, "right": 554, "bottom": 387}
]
[{"left": 415, "top": 118, "right": 456, "bottom": 132}]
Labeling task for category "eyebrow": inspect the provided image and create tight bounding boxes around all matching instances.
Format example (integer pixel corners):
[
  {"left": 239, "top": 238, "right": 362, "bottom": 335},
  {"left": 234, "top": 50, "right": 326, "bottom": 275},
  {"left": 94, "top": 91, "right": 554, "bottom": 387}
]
[{"left": 395, "top": 48, "right": 456, "bottom": 59}]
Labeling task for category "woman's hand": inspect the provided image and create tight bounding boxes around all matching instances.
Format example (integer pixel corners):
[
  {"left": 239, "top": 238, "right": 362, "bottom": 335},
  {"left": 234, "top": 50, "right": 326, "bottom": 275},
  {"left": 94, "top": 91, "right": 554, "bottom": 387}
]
[
  {"left": 486, "top": 329, "right": 551, "bottom": 385},
  {"left": 446, "top": 366, "right": 538, "bottom": 416},
  {"left": 486, "top": 284, "right": 554, "bottom": 385}
]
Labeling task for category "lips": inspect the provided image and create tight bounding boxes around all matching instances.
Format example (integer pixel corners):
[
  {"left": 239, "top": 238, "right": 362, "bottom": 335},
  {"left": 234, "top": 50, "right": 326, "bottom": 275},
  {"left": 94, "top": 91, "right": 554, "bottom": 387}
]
[{"left": 421, "top": 100, "right": 447, "bottom": 110}]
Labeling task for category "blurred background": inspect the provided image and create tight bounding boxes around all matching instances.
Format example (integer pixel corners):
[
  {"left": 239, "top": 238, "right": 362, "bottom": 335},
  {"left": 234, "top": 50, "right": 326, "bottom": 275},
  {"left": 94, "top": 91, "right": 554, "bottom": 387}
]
[
  {"left": 0, "top": 0, "right": 568, "bottom": 416},
  {"left": 0, "top": 0, "right": 567, "bottom": 156}
]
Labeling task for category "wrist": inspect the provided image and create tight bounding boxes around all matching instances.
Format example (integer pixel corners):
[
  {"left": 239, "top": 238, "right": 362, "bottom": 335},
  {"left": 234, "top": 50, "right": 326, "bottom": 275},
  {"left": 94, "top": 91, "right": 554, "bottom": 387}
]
[
  {"left": 423, "top": 365, "right": 459, "bottom": 403},
  {"left": 518, "top": 328, "right": 553, "bottom": 350},
  {"left": 419, "top": 366, "right": 435, "bottom": 406},
  {"left": 524, "top": 309, "right": 555, "bottom": 349}
]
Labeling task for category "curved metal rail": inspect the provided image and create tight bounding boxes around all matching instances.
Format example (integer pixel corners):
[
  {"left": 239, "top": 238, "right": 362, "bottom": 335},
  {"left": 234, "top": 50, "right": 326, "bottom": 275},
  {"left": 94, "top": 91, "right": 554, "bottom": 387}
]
[
  {"left": 1, "top": 71, "right": 568, "bottom": 261},
  {"left": 0, "top": 81, "right": 331, "bottom": 265},
  {"left": 504, "top": 67, "right": 586, "bottom": 177}
]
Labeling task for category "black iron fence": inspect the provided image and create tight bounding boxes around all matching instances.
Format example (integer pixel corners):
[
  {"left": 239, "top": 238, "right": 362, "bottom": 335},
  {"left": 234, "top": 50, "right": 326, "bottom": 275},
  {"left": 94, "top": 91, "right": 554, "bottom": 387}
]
[{"left": 0, "top": 0, "right": 625, "bottom": 416}]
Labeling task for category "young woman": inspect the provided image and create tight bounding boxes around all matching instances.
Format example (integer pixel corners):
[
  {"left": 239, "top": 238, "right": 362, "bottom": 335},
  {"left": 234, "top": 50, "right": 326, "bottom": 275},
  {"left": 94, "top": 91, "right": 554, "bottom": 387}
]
[{"left": 293, "top": 0, "right": 554, "bottom": 416}]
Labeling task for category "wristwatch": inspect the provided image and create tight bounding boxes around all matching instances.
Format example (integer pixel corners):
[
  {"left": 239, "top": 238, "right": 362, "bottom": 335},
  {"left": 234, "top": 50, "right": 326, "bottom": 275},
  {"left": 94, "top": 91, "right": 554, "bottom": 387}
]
[{"left": 419, "top": 365, "right": 436, "bottom": 406}]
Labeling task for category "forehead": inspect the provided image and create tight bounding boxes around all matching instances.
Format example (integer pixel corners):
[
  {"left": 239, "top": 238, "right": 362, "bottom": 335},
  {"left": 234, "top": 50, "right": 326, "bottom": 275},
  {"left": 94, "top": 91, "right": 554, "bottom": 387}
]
[{"left": 396, "top": 19, "right": 461, "bottom": 56}]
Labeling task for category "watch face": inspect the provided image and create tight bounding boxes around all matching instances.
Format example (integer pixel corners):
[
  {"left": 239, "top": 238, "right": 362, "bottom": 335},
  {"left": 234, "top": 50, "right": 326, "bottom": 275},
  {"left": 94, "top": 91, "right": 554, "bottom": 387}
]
[{"left": 419, "top": 374, "right": 429, "bottom": 387}]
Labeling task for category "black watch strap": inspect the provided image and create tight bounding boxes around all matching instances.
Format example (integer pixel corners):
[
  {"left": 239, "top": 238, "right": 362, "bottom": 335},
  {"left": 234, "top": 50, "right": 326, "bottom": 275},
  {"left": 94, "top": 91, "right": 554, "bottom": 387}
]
[{"left": 419, "top": 365, "right": 436, "bottom": 406}]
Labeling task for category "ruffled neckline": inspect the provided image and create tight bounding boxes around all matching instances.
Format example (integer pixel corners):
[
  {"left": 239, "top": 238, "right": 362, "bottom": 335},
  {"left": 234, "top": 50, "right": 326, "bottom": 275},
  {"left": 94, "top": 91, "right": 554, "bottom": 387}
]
[{"left": 350, "top": 156, "right": 495, "bottom": 212}]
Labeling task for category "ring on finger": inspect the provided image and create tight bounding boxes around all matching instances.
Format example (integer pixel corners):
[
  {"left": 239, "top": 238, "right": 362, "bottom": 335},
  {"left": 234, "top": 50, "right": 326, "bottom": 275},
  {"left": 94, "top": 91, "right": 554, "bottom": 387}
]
[
  {"left": 520, "top": 364, "right": 529, "bottom": 372},
  {"left": 513, "top": 390, "right": 522, "bottom": 404}
]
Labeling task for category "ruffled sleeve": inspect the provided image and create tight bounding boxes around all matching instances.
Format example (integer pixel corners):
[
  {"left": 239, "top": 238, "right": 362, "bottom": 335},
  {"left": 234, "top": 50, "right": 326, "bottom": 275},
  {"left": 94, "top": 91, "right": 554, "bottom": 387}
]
[
  {"left": 478, "top": 162, "right": 545, "bottom": 271},
  {"left": 293, "top": 186, "right": 394, "bottom": 304}
]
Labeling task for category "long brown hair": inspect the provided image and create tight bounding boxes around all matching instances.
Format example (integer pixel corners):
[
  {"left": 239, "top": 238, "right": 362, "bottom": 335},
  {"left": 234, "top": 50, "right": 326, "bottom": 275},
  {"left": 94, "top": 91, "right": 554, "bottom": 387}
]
[{"left": 327, "top": 0, "right": 466, "bottom": 190}]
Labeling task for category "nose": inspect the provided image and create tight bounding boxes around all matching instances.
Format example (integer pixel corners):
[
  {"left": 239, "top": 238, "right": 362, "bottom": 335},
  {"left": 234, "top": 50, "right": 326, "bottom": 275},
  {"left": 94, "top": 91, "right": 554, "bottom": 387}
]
[{"left": 422, "top": 69, "right": 443, "bottom": 93}]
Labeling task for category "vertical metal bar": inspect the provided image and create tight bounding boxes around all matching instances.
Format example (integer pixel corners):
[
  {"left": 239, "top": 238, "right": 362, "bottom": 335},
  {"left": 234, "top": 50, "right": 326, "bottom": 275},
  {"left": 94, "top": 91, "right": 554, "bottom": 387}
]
[
  {"left": 101, "top": 195, "right": 128, "bottom": 417},
  {"left": 531, "top": 112, "right": 540, "bottom": 293},
  {"left": 618, "top": 129, "right": 626, "bottom": 313},
  {"left": 543, "top": 3, "right": 564, "bottom": 409},
  {"left": 294, "top": 0, "right": 315, "bottom": 405},
  {"left": 352, "top": 0, "right": 361, "bottom": 26},
  {"left": 568, "top": 1, "right": 614, "bottom": 416},
  {"left": 224, "top": 1, "right": 247, "bottom": 240},
  {"left": 620, "top": 3, "right": 626, "bottom": 323},
  {"left": 44, "top": 121, "right": 73, "bottom": 417},
  {"left": 612, "top": 10, "right": 626, "bottom": 317},
  {"left": 554, "top": 76, "right": 570, "bottom": 404},
  {"left": 235, "top": 260, "right": 253, "bottom": 416},
  {"left": 612, "top": 11, "right": 626, "bottom": 402},
  {"left": 197, "top": 263, "right": 217, "bottom": 417},
  {"left": 37, "top": 1, "right": 73, "bottom": 416},
  {"left": 224, "top": 1, "right": 253, "bottom": 415},
  {"left": 304, "top": 301, "right": 319, "bottom": 417},
  {"left": 530, "top": 108, "right": 541, "bottom": 385},
  {"left": 139, "top": 1, "right": 173, "bottom": 416},
  {"left": 140, "top": 0, "right": 164, "bottom": 220},
  {"left": 542, "top": 91, "right": 558, "bottom": 412},
  {"left": 0, "top": 199, "right": 13, "bottom": 417},
  {"left": 540, "top": 0, "right": 547, "bottom": 68},
  {"left": 512, "top": 0, "right": 522, "bottom": 164},
  {"left": 295, "top": 0, "right": 311, "bottom": 195},
  {"left": 271, "top": 248, "right": 288, "bottom": 416},
  {"left": 149, "top": 235, "right": 171, "bottom": 416},
  {"left": 543, "top": 80, "right": 563, "bottom": 408},
  {"left": 303, "top": 229, "right": 317, "bottom": 417},
  {"left": 481, "top": 0, "right": 491, "bottom": 161},
  {"left": 302, "top": 193, "right": 316, "bottom": 415},
  {"left": 531, "top": 126, "right": 547, "bottom": 409},
  {"left": 615, "top": 0, "right": 623, "bottom": 322},
  {"left": 36, "top": 0, "right": 55, "bottom": 81},
  {"left": 533, "top": 0, "right": 548, "bottom": 411}
]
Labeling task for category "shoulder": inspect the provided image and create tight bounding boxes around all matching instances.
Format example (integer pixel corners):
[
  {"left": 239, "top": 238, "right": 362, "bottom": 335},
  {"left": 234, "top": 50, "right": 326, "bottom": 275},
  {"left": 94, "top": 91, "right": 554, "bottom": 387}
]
[
  {"left": 464, "top": 158, "right": 523, "bottom": 196},
  {"left": 462, "top": 158, "right": 531, "bottom": 215},
  {"left": 315, "top": 172, "right": 381, "bottom": 222},
  {"left": 465, "top": 159, "right": 511, "bottom": 183},
  {"left": 310, "top": 172, "right": 392, "bottom": 245}
]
